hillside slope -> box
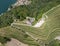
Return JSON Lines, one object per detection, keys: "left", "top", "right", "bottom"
{"left": 10, "top": 4, "right": 60, "bottom": 46}
{"left": 0, "top": 0, "right": 60, "bottom": 46}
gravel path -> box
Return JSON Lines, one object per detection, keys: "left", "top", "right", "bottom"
{"left": 33, "top": 17, "right": 45, "bottom": 27}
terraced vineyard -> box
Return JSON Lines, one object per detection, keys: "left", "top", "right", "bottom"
{"left": 11, "top": 5, "right": 60, "bottom": 45}
{"left": 0, "top": 4, "right": 60, "bottom": 46}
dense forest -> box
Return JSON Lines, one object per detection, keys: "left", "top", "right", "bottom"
{"left": 0, "top": 0, "right": 60, "bottom": 28}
